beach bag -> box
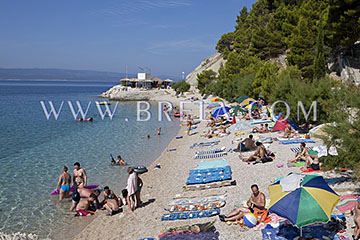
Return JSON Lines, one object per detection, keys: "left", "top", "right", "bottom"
{"left": 253, "top": 208, "right": 270, "bottom": 224}
{"left": 260, "top": 157, "right": 273, "bottom": 163}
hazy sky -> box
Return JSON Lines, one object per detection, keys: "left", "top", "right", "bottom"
{"left": 0, "top": 0, "right": 256, "bottom": 77}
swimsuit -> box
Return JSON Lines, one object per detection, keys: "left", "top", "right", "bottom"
{"left": 61, "top": 173, "right": 71, "bottom": 192}
{"left": 74, "top": 171, "right": 84, "bottom": 185}
{"left": 72, "top": 191, "right": 80, "bottom": 202}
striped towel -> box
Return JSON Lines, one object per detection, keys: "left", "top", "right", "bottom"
{"left": 190, "top": 141, "right": 220, "bottom": 149}
{"left": 336, "top": 195, "right": 359, "bottom": 213}
{"left": 194, "top": 153, "right": 227, "bottom": 160}
{"left": 195, "top": 149, "right": 223, "bottom": 155}
{"left": 290, "top": 147, "right": 314, "bottom": 153}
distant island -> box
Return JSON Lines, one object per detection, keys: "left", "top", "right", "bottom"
{"left": 0, "top": 68, "right": 179, "bottom": 82}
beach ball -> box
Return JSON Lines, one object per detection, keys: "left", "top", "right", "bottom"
{"left": 243, "top": 213, "right": 257, "bottom": 227}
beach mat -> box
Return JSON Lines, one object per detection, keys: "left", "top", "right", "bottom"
{"left": 159, "top": 220, "right": 216, "bottom": 238}
{"left": 196, "top": 159, "right": 229, "bottom": 169}
{"left": 165, "top": 201, "right": 225, "bottom": 212}
{"left": 194, "top": 153, "right": 227, "bottom": 160}
{"left": 168, "top": 195, "right": 226, "bottom": 206}
{"left": 190, "top": 141, "right": 220, "bottom": 149}
{"left": 249, "top": 119, "right": 273, "bottom": 125}
{"left": 172, "top": 190, "right": 227, "bottom": 200}
{"left": 300, "top": 167, "right": 323, "bottom": 173}
{"left": 290, "top": 146, "right": 316, "bottom": 153}
{"left": 195, "top": 149, "right": 224, "bottom": 155}
{"left": 187, "top": 166, "right": 232, "bottom": 185}
{"left": 161, "top": 209, "right": 220, "bottom": 221}
{"left": 183, "top": 180, "right": 236, "bottom": 192}
{"left": 280, "top": 139, "right": 315, "bottom": 145}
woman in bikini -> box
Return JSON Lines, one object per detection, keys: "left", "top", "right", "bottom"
{"left": 73, "top": 162, "right": 87, "bottom": 188}
{"left": 102, "top": 186, "right": 121, "bottom": 216}
{"left": 56, "top": 166, "right": 71, "bottom": 201}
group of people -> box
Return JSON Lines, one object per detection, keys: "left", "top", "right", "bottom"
{"left": 56, "top": 162, "right": 143, "bottom": 216}
{"left": 288, "top": 142, "right": 320, "bottom": 170}
{"left": 238, "top": 136, "right": 274, "bottom": 164}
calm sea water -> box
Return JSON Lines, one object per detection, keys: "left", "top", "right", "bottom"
{"left": 0, "top": 80, "right": 180, "bottom": 239}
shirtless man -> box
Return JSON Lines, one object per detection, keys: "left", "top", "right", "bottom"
{"left": 75, "top": 193, "right": 98, "bottom": 216}
{"left": 73, "top": 162, "right": 87, "bottom": 188}
{"left": 235, "top": 135, "right": 255, "bottom": 152}
{"left": 288, "top": 143, "right": 313, "bottom": 166}
{"left": 241, "top": 142, "right": 267, "bottom": 162}
{"left": 352, "top": 197, "right": 360, "bottom": 240}
{"left": 111, "top": 155, "right": 127, "bottom": 166}
{"left": 252, "top": 124, "right": 264, "bottom": 133}
{"left": 219, "top": 184, "right": 266, "bottom": 222}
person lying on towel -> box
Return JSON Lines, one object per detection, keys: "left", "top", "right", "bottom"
{"left": 218, "top": 184, "right": 266, "bottom": 222}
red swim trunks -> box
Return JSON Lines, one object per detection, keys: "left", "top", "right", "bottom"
{"left": 76, "top": 209, "right": 90, "bottom": 216}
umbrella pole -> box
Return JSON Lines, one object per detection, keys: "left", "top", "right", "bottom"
{"left": 300, "top": 227, "right": 302, "bottom": 237}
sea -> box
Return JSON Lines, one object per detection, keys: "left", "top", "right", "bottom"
{"left": 0, "top": 79, "right": 180, "bottom": 239}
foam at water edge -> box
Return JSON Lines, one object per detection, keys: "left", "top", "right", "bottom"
{"left": 0, "top": 232, "right": 49, "bottom": 240}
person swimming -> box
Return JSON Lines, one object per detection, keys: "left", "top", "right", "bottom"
{"left": 73, "top": 162, "right": 87, "bottom": 188}
{"left": 56, "top": 166, "right": 71, "bottom": 202}
{"left": 111, "top": 155, "right": 127, "bottom": 166}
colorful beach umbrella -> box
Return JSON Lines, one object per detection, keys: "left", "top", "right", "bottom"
{"left": 211, "top": 97, "right": 224, "bottom": 102}
{"left": 240, "top": 98, "right": 256, "bottom": 108}
{"left": 268, "top": 174, "right": 340, "bottom": 228}
{"left": 212, "top": 106, "right": 230, "bottom": 118}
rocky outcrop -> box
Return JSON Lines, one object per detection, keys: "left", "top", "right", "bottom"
{"left": 185, "top": 53, "right": 226, "bottom": 88}
{"left": 99, "top": 85, "right": 175, "bottom": 101}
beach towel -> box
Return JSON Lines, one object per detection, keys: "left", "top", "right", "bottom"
{"left": 254, "top": 213, "right": 288, "bottom": 231}
{"left": 168, "top": 195, "right": 226, "bottom": 206}
{"left": 127, "top": 172, "right": 138, "bottom": 196}
{"left": 195, "top": 149, "right": 224, "bottom": 155}
{"left": 329, "top": 146, "right": 338, "bottom": 156}
{"left": 183, "top": 180, "right": 236, "bottom": 192}
{"left": 300, "top": 167, "right": 323, "bottom": 173}
{"left": 280, "top": 173, "right": 304, "bottom": 192}
{"left": 196, "top": 159, "right": 229, "bottom": 169}
{"left": 290, "top": 146, "right": 314, "bottom": 153}
{"left": 249, "top": 119, "right": 273, "bottom": 125}
{"left": 190, "top": 141, "right": 220, "bottom": 149}
{"left": 194, "top": 153, "right": 227, "bottom": 160}
{"left": 313, "top": 145, "right": 328, "bottom": 157}
{"left": 279, "top": 139, "right": 316, "bottom": 145}
{"left": 186, "top": 166, "right": 232, "bottom": 185}
{"left": 336, "top": 195, "right": 359, "bottom": 213}
{"left": 173, "top": 190, "right": 226, "bottom": 200}
{"left": 165, "top": 201, "right": 226, "bottom": 212}
{"left": 161, "top": 209, "right": 220, "bottom": 221}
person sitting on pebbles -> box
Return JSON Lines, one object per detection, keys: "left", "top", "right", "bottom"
{"left": 219, "top": 184, "right": 266, "bottom": 222}
{"left": 102, "top": 186, "right": 122, "bottom": 216}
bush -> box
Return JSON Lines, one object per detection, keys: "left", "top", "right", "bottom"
{"left": 171, "top": 80, "right": 190, "bottom": 94}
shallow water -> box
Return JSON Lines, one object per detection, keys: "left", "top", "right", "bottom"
{"left": 0, "top": 80, "right": 180, "bottom": 238}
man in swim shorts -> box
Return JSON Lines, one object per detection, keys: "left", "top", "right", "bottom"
{"left": 75, "top": 193, "right": 98, "bottom": 216}
{"left": 219, "top": 184, "right": 266, "bottom": 222}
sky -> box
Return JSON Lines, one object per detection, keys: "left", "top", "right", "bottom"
{"left": 0, "top": 0, "right": 256, "bottom": 78}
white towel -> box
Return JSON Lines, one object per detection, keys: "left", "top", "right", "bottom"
{"left": 127, "top": 172, "right": 138, "bottom": 196}
{"left": 280, "top": 173, "right": 304, "bottom": 192}
{"left": 313, "top": 145, "right": 328, "bottom": 158}
{"left": 329, "top": 146, "right": 338, "bottom": 156}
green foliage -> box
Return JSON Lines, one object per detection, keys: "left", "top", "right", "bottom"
{"left": 171, "top": 80, "right": 190, "bottom": 94}
{"left": 326, "top": 0, "right": 360, "bottom": 47}
{"left": 196, "top": 70, "right": 217, "bottom": 95}
{"left": 314, "top": 18, "right": 326, "bottom": 79}
{"left": 321, "top": 86, "right": 360, "bottom": 174}
{"left": 252, "top": 61, "right": 280, "bottom": 99}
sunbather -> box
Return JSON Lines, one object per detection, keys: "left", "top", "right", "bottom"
{"left": 75, "top": 193, "right": 98, "bottom": 216}
{"left": 219, "top": 184, "right": 265, "bottom": 222}
{"left": 102, "top": 186, "right": 121, "bottom": 216}
{"left": 304, "top": 155, "right": 320, "bottom": 170}
{"left": 240, "top": 142, "right": 267, "bottom": 162}
{"left": 284, "top": 125, "right": 297, "bottom": 138}
{"left": 288, "top": 143, "right": 312, "bottom": 166}
{"left": 251, "top": 124, "right": 264, "bottom": 133}
{"left": 351, "top": 197, "right": 360, "bottom": 240}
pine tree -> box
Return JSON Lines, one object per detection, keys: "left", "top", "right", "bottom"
{"left": 314, "top": 18, "right": 326, "bottom": 79}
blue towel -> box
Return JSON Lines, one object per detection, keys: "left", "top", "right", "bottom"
{"left": 196, "top": 159, "right": 229, "bottom": 169}
{"left": 161, "top": 209, "right": 220, "bottom": 221}
{"left": 280, "top": 139, "right": 315, "bottom": 145}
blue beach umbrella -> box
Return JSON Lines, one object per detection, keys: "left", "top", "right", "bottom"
{"left": 212, "top": 107, "right": 230, "bottom": 118}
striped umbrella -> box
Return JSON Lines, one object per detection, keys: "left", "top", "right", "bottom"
{"left": 240, "top": 98, "right": 256, "bottom": 109}
{"left": 268, "top": 174, "right": 340, "bottom": 228}
{"left": 210, "top": 97, "right": 224, "bottom": 102}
